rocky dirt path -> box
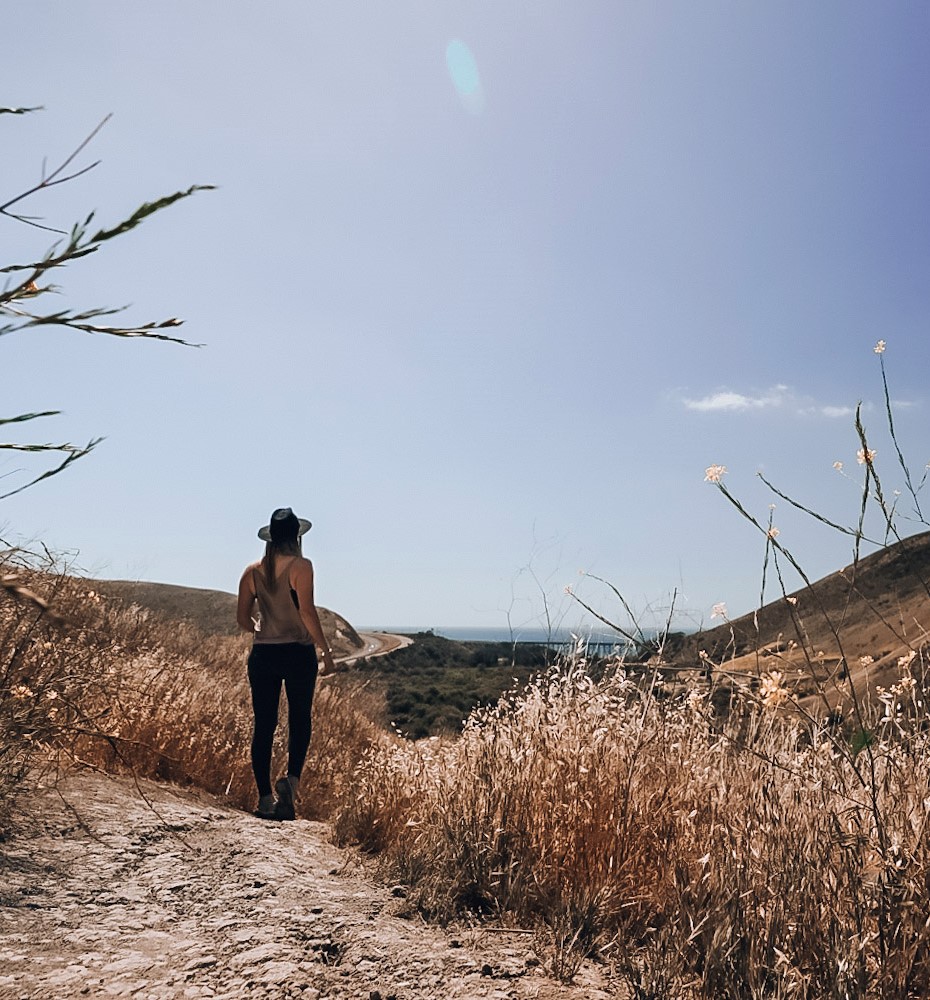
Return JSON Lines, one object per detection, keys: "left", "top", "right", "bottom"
{"left": 0, "top": 772, "right": 616, "bottom": 1000}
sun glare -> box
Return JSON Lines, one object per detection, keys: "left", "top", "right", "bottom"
{"left": 445, "top": 39, "right": 485, "bottom": 115}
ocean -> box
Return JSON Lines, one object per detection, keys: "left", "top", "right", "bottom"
{"left": 360, "top": 624, "right": 636, "bottom": 648}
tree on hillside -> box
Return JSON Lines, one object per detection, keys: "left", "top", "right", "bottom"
{"left": 0, "top": 105, "right": 213, "bottom": 501}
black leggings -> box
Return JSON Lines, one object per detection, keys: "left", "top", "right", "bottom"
{"left": 247, "top": 642, "right": 319, "bottom": 797}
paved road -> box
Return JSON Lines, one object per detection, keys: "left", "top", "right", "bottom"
{"left": 340, "top": 631, "right": 413, "bottom": 664}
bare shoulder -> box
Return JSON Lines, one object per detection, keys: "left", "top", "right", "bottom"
{"left": 291, "top": 556, "right": 314, "bottom": 580}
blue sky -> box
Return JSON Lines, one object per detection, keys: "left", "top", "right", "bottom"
{"left": 3, "top": 2, "right": 929, "bottom": 633}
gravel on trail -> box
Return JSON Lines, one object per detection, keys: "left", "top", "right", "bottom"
{"left": 0, "top": 771, "right": 616, "bottom": 1000}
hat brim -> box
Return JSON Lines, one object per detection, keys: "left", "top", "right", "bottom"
{"left": 258, "top": 518, "right": 312, "bottom": 542}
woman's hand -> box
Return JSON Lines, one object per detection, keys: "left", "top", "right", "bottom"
{"left": 318, "top": 647, "right": 337, "bottom": 676}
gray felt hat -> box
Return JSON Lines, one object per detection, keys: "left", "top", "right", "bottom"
{"left": 258, "top": 507, "right": 312, "bottom": 542}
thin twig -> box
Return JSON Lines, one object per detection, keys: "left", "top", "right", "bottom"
{"left": 0, "top": 114, "right": 111, "bottom": 222}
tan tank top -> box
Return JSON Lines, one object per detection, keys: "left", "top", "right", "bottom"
{"left": 251, "top": 558, "right": 312, "bottom": 645}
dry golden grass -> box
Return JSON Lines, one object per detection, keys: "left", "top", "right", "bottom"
{"left": 5, "top": 546, "right": 930, "bottom": 995}
{"left": 334, "top": 649, "right": 930, "bottom": 997}
{"left": 0, "top": 554, "right": 382, "bottom": 824}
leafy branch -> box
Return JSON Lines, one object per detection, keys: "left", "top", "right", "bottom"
{"left": 1, "top": 107, "right": 213, "bottom": 498}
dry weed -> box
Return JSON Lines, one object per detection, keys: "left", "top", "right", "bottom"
{"left": 334, "top": 648, "right": 930, "bottom": 997}
{"left": 0, "top": 553, "right": 382, "bottom": 826}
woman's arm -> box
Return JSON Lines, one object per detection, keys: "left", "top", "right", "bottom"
{"left": 291, "top": 558, "right": 336, "bottom": 675}
{"left": 236, "top": 565, "right": 257, "bottom": 633}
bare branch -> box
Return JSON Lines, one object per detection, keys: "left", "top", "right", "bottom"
{"left": 0, "top": 438, "right": 102, "bottom": 501}
{"left": 878, "top": 353, "right": 926, "bottom": 524}
{"left": 0, "top": 213, "right": 69, "bottom": 234}
{"left": 0, "top": 573, "right": 64, "bottom": 624}
{"left": 0, "top": 114, "right": 111, "bottom": 221}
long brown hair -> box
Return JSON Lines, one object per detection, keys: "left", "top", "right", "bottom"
{"left": 261, "top": 537, "right": 301, "bottom": 593}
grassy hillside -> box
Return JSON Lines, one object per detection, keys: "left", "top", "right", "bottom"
{"left": 663, "top": 530, "right": 930, "bottom": 711}
{"left": 93, "top": 579, "right": 364, "bottom": 660}
{"left": 95, "top": 528, "right": 930, "bottom": 735}
{"left": 352, "top": 631, "right": 554, "bottom": 739}
{"left": 91, "top": 583, "right": 557, "bottom": 736}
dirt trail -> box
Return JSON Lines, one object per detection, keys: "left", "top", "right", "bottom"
{"left": 0, "top": 772, "right": 614, "bottom": 1000}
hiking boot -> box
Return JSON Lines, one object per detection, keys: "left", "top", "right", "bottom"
{"left": 273, "top": 777, "right": 296, "bottom": 821}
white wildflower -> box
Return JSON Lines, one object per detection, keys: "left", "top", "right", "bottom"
{"left": 857, "top": 448, "right": 877, "bottom": 465}
{"left": 704, "top": 464, "right": 727, "bottom": 483}
{"left": 686, "top": 688, "right": 704, "bottom": 714}
{"left": 711, "top": 602, "right": 728, "bottom": 620}
{"left": 874, "top": 340, "right": 886, "bottom": 354}
{"left": 759, "top": 671, "right": 789, "bottom": 709}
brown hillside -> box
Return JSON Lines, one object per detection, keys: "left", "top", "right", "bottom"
{"left": 665, "top": 531, "right": 930, "bottom": 712}
{"left": 93, "top": 579, "right": 364, "bottom": 660}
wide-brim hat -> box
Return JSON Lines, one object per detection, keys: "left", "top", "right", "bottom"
{"left": 258, "top": 507, "right": 312, "bottom": 542}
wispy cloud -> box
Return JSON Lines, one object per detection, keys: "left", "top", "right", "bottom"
{"left": 683, "top": 386, "right": 789, "bottom": 412}
{"left": 680, "top": 386, "right": 867, "bottom": 419}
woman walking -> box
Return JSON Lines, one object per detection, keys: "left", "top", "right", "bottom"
{"left": 237, "top": 507, "right": 336, "bottom": 820}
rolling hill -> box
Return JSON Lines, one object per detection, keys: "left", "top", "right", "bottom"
{"left": 93, "top": 579, "right": 365, "bottom": 660}
{"left": 664, "top": 530, "right": 930, "bottom": 712}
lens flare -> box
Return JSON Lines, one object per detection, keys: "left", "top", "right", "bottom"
{"left": 446, "top": 39, "right": 485, "bottom": 114}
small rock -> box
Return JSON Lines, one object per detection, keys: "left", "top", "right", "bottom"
{"left": 185, "top": 955, "right": 219, "bottom": 971}
{"left": 230, "top": 942, "right": 280, "bottom": 966}
{"left": 260, "top": 961, "right": 299, "bottom": 984}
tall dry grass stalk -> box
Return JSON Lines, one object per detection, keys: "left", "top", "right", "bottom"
{"left": 0, "top": 550, "right": 382, "bottom": 825}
